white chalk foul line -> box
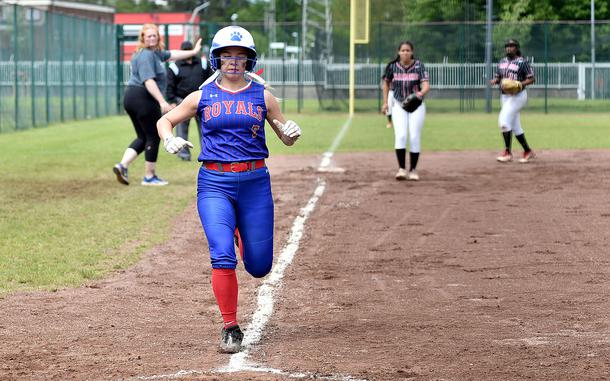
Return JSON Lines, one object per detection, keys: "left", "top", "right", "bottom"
{"left": 130, "top": 115, "right": 361, "bottom": 381}
{"left": 318, "top": 115, "right": 353, "bottom": 171}
{"left": 133, "top": 370, "right": 205, "bottom": 380}
{"left": 220, "top": 178, "right": 327, "bottom": 372}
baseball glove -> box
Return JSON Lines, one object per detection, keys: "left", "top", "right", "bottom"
{"left": 401, "top": 93, "right": 423, "bottom": 113}
{"left": 501, "top": 79, "right": 523, "bottom": 95}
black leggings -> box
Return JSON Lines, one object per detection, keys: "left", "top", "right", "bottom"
{"left": 123, "top": 86, "right": 161, "bottom": 162}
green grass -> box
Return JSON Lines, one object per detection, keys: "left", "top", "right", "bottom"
{"left": 275, "top": 97, "right": 610, "bottom": 114}
{"left": 0, "top": 111, "right": 609, "bottom": 296}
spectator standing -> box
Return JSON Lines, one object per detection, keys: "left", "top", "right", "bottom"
{"left": 167, "top": 40, "right": 212, "bottom": 161}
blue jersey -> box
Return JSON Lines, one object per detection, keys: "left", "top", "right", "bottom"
{"left": 196, "top": 80, "right": 268, "bottom": 162}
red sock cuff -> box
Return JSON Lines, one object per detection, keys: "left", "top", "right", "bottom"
{"left": 212, "top": 268, "right": 238, "bottom": 326}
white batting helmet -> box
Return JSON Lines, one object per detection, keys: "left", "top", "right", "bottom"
{"left": 209, "top": 26, "right": 257, "bottom": 72}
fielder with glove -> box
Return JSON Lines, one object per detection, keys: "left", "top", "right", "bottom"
{"left": 401, "top": 92, "right": 423, "bottom": 113}
{"left": 382, "top": 40, "right": 430, "bottom": 181}
{"left": 490, "top": 39, "right": 536, "bottom": 164}
{"left": 157, "top": 26, "right": 301, "bottom": 354}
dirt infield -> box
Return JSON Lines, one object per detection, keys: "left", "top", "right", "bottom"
{"left": 1, "top": 150, "right": 610, "bottom": 381}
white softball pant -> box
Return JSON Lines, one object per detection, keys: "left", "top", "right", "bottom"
{"left": 498, "top": 90, "right": 527, "bottom": 135}
{"left": 385, "top": 90, "right": 394, "bottom": 116}
{"left": 391, "top": 100, "right": 426, "bottom": 152}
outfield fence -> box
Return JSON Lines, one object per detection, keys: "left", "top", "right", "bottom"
{"left": 0, "top": 3, "right": 117, "bottom": 133}
{"left": 1, "top": 1, "right": 609, "bottom": 133}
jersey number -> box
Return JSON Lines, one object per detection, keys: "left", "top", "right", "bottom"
{"left": 251, "top": 125, "right": 260, "bottom": 138}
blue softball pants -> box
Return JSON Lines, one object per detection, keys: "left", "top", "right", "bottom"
{"left": 197, "top": 165, "right": 274, "bottom": 278}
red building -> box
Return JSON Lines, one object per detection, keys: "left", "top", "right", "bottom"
{"left": 115, "top": 13, "right": 201, "bottom": 61}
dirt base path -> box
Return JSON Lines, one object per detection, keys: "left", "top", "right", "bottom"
{"left": 1, "top": 150, "right": 610, "bottom": 381}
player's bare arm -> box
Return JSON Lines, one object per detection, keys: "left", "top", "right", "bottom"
{"left": 144, "top": 79, "right": 173, "bottom": 114}
{"left": 264, "top": 89, "right": 301, "bottom": 146}
{"left": 168, "top": 38, "right": 202, "bottom": 61}
{"left": 381, "top": 80, "right": 390, "bottom": 114}
{"left": 157, "top": 91, "right": 200, "bottom": 153}
{"left": 419, "top": 80, "right": 430, "bottom": 97}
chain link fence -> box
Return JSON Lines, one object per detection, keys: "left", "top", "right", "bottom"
{"left": 2, "top": 6, "right": 609, "bottom": 133}
{"left": 250, "top": 20, "right": 610, "bottom": 113}
{"left": 0, "top": 3, "right": 117, "bottom": 133}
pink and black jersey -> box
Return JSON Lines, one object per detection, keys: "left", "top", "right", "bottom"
{"left": 495, "top": 56, "right": 534, "bottom": 83}
{"left": 196, "top": 80, "right": 268, "bottom": 162}
{"left": 383, "top": 59, "right": 429, "bottom": 102}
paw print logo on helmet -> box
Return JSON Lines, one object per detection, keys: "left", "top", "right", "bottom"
{"left": 210, "top": 26, "right": 257, "bottom": 72}
{"left": 230, "top": 31, "right": 243, "bottom": 41}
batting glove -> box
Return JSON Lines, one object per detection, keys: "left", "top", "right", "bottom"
{"left": 273, "top": 119, "right": 301, "bottom": 146}
{"left": 163, "top": 135, "right": 194, "bottom": 154}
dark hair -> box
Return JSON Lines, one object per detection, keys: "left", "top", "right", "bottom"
{"left": 504, "top": 39, "right": 522, "bottom": 57}
{"left": 389, "top": 40, "right": 415, "bottom": 65}
{"left": 180, "top": 40, "right": 193, "bottom": 50}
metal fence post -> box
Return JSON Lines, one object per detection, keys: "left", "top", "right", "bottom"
{"left": 484, "top": 0, "right": 493, "bottom": 113}
{"left": 544, "top": 21, "right": 548, "bottom": 114}
{"left": 60, "top": 13, "right": 65, "bottom": 122}
{"left": 116, "top": 24, "right": 123, "bottom": 115}
{"left": 83, "top": 19, "right": 88, "bottom": 119}
{"left": 459, "top": 23, "right": 464, "bottom": 113}
{"left": 45, "top": 10, "right": 50, "bottom": 126}
{"left": 297, "top": 31, "right": 301, "bottom": 113}
{"left": 94, "top": 21, "right": 99, "bottom": 118}
{"left": 72, "top": 17, "right": 77, "bottom": 120}
{"left": 377, "top": 21, "right": 381, "bottom": 112}
{"left": 30, "top": 7, "right": 35, "bottom": 127}
{"left": 13, "top": 4, "right": 19, "bottom": 130}
{"left": 104, "top": 23, "right": 110, "bottom": 116}
{"left": 281, "top": 48, "right": 286, "bottom": 114}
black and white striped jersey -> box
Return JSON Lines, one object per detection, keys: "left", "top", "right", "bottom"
{"left": 383, "top": 59, "right": 429, "bottom": 102}
{"left": 494, "top": 56, "right": 534, "bottom": 82}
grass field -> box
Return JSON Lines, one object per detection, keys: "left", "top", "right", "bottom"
{"left": 0, "top": 110, "right": 608, "bottom": 296}
{"left": 2, "top": 96, "right": 610, "bottom": 133}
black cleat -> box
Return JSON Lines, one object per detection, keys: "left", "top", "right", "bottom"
{"left": 219, "top": 325, "right": 244, "bottom": 353}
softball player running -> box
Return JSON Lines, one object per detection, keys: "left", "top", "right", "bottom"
{"left": 490, "top": 39, "right": 536, "bottom": 163}
{"left": 156, "top": 26, "right": 301, "bottom": 353}
{"left": 382, "top": 41, "right": 430, "bottom": 181}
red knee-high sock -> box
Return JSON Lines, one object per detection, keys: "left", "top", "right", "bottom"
{"left": 211, "top": 268, "right": 238, "bottom": 328}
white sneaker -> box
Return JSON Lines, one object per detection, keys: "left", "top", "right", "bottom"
{"left": 518, "top": 150, "right": 536, "bottom": 163}
{"left": 395, "top": 168, "right": 407, "bottom": 180}
{"left": 141, "top": 175, "right": 168, "bottom": 186}
{"left": 496, "top": 149, "right": 513, "bottom": 163}
{"left": 408, "top": 170, "right": 419, "bottom": 181}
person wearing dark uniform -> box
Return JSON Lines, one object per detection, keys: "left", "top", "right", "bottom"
{"left": 382, "top": 41, "right": 430, "bottom": 181}
{"left": 112, "top": 24, "right": 202, "bottom": 186}
{"left": 490, "top": 39, "right": 536, "bottom": 163}
{"left": 166, "top": 40, "right": 212, "bottom": 161}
